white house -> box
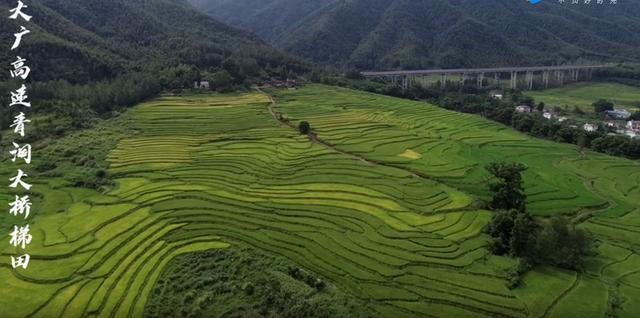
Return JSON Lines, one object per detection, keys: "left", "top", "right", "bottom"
{"left": 543, "top": 112, "right": 553, "bottom": 120}
{"left": 583, "top": 123, "right": 598, "bottom": 132}
{"left": 515, "top": 105, "right": 532, "bottom": 113}
{"left": 627, "top": 121, "right": 640, "bottom": 131}
{"left": 490, "top": 90, "right": 503, "bottom": 100}
{"left": 194, "top": 81, "right": 210, "bottom": 90}
{"left": 558, "top": 117, "right": 568, "bottom": 123}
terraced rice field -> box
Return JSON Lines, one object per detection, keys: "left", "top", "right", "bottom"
{"left": 1, "top": 85, "right": 639, "bottom": 317}
{"left": 528, "top": 82, "right": 640, "bottom": 113}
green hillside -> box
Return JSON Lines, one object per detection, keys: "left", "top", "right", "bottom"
{"left": 528, "top": 82, "right": 640, "bottom": 113}
{"left": 0, "top": 0, "right": 301, "bottom": 83}
{"left": 189, "top": 0, "right": 640, "bottom": 69}
{"left": 1, "top": 85, "right": 638, "bottom": 317}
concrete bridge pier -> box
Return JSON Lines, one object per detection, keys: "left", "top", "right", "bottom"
{"left": 525, "top": 71, "right": 534, "bottom": 90}
{"left": 556, "top": 70, "right": 564, "bottom": 86}
{"left": 477, "top": 73, "right": 485, "bottom": 89}
{"left": 543, "top": 71, "right": 550, "bottom": 89}
{"left": 510, "top": 71, "right": 518, "bottom": 90}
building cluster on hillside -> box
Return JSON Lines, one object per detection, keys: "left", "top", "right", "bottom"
{"left": 511, "top": 101, "right": 638, "bottom": 139}
{"left": 604, "top": 120, "right": 640, "bottom": 138}
{"left": 542, "top": 110, "right": 568, "bottom": 122}
{"left": 515, "top": 104, "right": 569, "bottom": 122}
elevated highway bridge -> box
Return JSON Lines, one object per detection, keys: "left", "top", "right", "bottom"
{"left": 361, "top": 65, "right": 609, "bottom": 90}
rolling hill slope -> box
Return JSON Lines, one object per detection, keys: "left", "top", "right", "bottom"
{"left": 189, "top": 0, "right": 640, "bottom": 69}
{"left": 0, "top": 0, "right": 301, "bottom": 83}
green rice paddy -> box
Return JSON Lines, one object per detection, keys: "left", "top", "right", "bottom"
{"left": 528, "top": 82, "right": 640, "bottom": 112}
{"left": 1, "top": 85, "right": 639, "bottom": 317}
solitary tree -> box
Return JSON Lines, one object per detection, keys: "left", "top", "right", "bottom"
{"left": 298, "top": 121, "right": 311, "bottom": 135}
{"left": 592, "top": 99, "right": 614, "bottom": 113}
{"left": 486, "top": 162, "right": 528, "bottom": 213}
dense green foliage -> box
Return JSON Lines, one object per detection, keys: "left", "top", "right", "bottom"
{"left": 593, "top": 99, "right": 615, "bottom": 114}
{"left": 486, "top": 210, "right": 537, "bottom": 259}
{"left": 484, "top": 163, "right": 592, "bottom": 272}
{"left": 593, "top": 64, "right": 640, "bottom": 87}
{"left": 487, "top": 212, "right": 592, "bottom": 272}
{"left": 190, "top": 0, "right": 640, "bottom": 69}
{"left": 485, "top": 162, "right": 528, "bottom": 213}
{"left": 535, "top": 217, "right": 593, "bottom": 271}
{"left": 0, "top": 0, "right": 304, "bottom": 83}
{"left": 145, "top": 247, "right": 370, "bottom": 318}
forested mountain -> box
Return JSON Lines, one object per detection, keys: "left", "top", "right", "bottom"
{"left": 0, "top": 0, "right": 303, "bottom": 83}
{"left": 189, "top": 0, "right": 640, "bottom": 70}
{"left": 0, "top": 0, "right": 306, "bottom": 139}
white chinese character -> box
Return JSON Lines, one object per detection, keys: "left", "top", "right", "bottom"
{"left": 8, "top": 1, "right": 32, "bottom": 21}
{"left": 584, "top": 0, "right": 591, "bottom": 4}
{"left": 610, "top": 0, "right": 617, "bottom": 4}
{"left": 9, "top": 195, "right": 31, "bottom": 219}
{"left": 10, "top": 56, "right": 30, "bottom": 79}
{"left": 11, "top": 254, "right": 31, "bottom": 269}
{"left": 10, "top": 84, "right": 31, "bottom": 107}
{"left": 572, "top": 0, "right": 579, "bottom": 4}
{"left": 11, "top": 26, "right": 30, "bottom": 50}
{"left": 9, "top": 169, "right": 32, "bottom": 191}
{"left": 597, "top": 0, "right": 604, "bottom": 4}
{"left": 9, "top": 225, "right": 32, "bottom": 249}
{"left": 10, "top": 142, "right": 32, "bottom": 164}
{"left": 10, "top": 112, "right": 31, "bottom": 137}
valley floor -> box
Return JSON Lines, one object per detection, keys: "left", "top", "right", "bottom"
{"left": 1, "top": 85, "right": 639, "bottom": 317}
